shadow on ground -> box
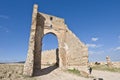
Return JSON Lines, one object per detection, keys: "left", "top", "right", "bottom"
{"left": 93, "top": 78, "right": 104, "bottom": 80}
{"left": 33, "top": 64, "right": 58, "bottom": 76}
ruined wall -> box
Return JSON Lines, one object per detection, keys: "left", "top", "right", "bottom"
{"left": 24, "top": 4, "right": 88, "bottom": 76}
{"left": 23, "top": 5, "right": 39, "bottom": 76}
{"left": 65, "top": 28, "right": 88, "bottom": 66}
{"left": 39, "top": 12, "right": 88, "bottom": 67}
{"left": 23, "top": 5, "right": 45, "bottom": 76}
{"left": 40, "top": 12, "right": 67, "bottom": 67}
{"left": 41, "top": 49, "right": 57, "bottom": 65}
{"left": 40, "top": 27, "right": 88, "bottom": 67}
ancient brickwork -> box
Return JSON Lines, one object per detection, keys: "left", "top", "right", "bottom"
{"left": 23, "top": 5, "right": 38, "bottom": 76}
{"left": 41, "top": 49, "right": 57, "bottom": 65}
{"left": 23, "top": 4, "right": 88, "bottom": 76}
{"left": 65, "top": 28, "right": 88, "bottom": 66}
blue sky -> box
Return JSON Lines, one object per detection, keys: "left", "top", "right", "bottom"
{"left": 0, "top": 0, "right": 120, "bottom": 62}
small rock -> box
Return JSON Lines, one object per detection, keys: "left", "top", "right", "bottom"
{"left": 6, "top": 72, "right": 12, "bottom": 78}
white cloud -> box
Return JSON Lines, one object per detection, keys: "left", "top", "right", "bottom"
{"left": 91, "top": 37, "right": 99, "bottom": 41}
{"left": 86, "top": 44, "right": 97, "bottom": 48}
{"left": 114, "top": 47, "right": 120, "bottom": 51}
{"left": 86, "top": 44, "right": 102, "bottom": 48}
{"left": 88, "top": 50, "right": 105, "bottom": 55}
{"left": 0, "top": 15, "right": 9, "bottom": 19}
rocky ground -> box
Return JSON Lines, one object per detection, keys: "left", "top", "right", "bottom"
{"left": 0, "top": 63, "right": 120, "bottom": 80}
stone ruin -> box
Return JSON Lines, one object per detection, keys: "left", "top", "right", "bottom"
{"left": 23, "top": 4, "right": 88, "bottom": 76}
{"left": 106, "top": 56, "right": 112, "bottom": 67}
{"left": 41, "top": 49, "right": 59, "bottom": 66}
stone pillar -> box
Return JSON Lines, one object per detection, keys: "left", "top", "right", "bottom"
{"left": 106, "top": 56, "right": 110, "bottom": 63}
{"left": 106, "top": 56, "right": 112, "bottom": 67}
{"left": 59, "top": 30, "right": 67, "bottom": 68}
{"left": 34, "top": 13, "right": 45, "bottom": 70}
{"left": 59, "top": 48, "right": 66, "bottom": 67}
{"left": 23, "top": 4, "right": 38, "bottom": 76}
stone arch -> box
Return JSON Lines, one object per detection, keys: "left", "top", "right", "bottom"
{"left": 42, "top": 32, "right": 58, "bottom": 49}
{"left": 43, "top": 26, "right": 67, "bottom": 67}
{"left": 41, "top": 32, "right": 60, "bottom": 67}
{"left": 43, "top": 31, "right": 61, "bottom": 48}
{"left": 43, "top": 32, "right": 59, "bottom": 42}
{"left": 23, "top": 4, "right": 88, "bottom": 76}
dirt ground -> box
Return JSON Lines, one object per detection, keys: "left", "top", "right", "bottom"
{"left": 0, "top": 63, "right": 120, "bottom": 80}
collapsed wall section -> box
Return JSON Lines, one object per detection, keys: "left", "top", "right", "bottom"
{"left": 65, "top": 27, "right": 88, "bottom": 66}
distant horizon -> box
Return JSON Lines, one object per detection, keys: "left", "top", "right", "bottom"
{"left": 0, "top": 60, "right": 120, "bottom": 63}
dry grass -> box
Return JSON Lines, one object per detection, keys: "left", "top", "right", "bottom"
{"left": 0, "top": 64, "right": 37, "bottom": 80}
{"left": 67, "top": 68, "right": 94, "bottom": 78}
{"left": 92, "top": 65, "right": 120, "bottom": 73}
{"left": 67, "top": 68, "right": 80, "bottom": 76}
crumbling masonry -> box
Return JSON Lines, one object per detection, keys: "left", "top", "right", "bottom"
{"left": 23, "top": 4, "right": 88, "bottom": 76}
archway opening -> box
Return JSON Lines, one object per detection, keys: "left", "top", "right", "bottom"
{"left": 41, "top": 33, "right": 59, "bottom": 70}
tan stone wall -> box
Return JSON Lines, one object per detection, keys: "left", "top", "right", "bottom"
{"left": 24, "top": 4, "right": 88, "bottom": 76}
{"left": 23, "top": 4, "right": 39, "bottom": 76}
{"left": 65, "top": 28, "right": 88, "bottom": 66}
{"left": 41, "top": 49, "right": 57, "bottom": 65}
{"left": 40, "top": 12, "right": 88, "bottom": 67}
{"left": 40, "top": 12, "right": 67, "bottom": 67}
